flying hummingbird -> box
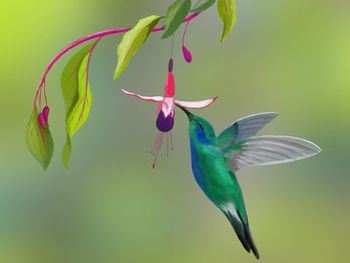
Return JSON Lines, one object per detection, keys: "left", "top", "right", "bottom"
{"left": 177, "top": 106, "right": 321, "bottom": 259}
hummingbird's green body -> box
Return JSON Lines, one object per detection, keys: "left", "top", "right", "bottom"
{"left": 189, "top": 121, "right": 247, "bottom": 218}
{"left": 188, "top": 115, "right": 258, "bottom": 258}
{"left": 179, "top": 107, "right": 321, "bottom": 260}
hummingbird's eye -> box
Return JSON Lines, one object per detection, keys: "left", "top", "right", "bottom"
{"left": 199, "top": 124, "right": 204, "bottom": 131}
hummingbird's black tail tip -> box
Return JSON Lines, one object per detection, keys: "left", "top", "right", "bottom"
{"left": 223, "top": 210, "right": 260, "bottom": 260}
{"left": 245, "top": 223, "right": 260, "bottom": 260}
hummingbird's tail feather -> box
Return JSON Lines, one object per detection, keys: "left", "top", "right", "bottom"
{"left": 223, "top": 209, "right": 260, "bottom": 259}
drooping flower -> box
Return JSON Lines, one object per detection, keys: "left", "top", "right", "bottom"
{"left": 122, "top": 59, "right": 218, "bottom": 168}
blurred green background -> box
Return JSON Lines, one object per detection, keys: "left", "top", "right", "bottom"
{"left": 0, "top": 0, "right": 349, "bottom": 262}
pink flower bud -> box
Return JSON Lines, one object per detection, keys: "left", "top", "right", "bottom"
{"left": 38, "top": 113, "right": 46, "bottom": 128}
{"left": 182, "top": 46, "right": 192, "bottom": 63}
{"left": 42, "top": 106, "right": 50, "bottom": 124}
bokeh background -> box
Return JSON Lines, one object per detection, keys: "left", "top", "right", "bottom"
{"left": 0, "top": 0, "right": 349, "bottom": 262}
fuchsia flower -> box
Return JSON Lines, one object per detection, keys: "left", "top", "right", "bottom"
{"left": 122, "top": 59, "right": 218, "bottom": 168}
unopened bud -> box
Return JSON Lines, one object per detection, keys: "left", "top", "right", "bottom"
{"left": 42, "top": 106, "right": 50, "bottom": 124}
{"left": 168, "top": 58, "right": 174, "bottom": 72}
{"left": 182, "top": 46, "right": 192, "bottom": 63}
{"left": 38, "top": 113, "right": 46, "bottom": 128}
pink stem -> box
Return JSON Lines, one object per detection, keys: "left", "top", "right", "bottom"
{"left": 182, "top": 21, "right": 190, "bottom": 47}
{"left": 43, "top": 81, "right": 48, "bottom": 106}
{"left": 33, "top": 13, "right": 200, "bottom": 109}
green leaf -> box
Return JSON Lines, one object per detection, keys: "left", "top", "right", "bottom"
{"left": 114, "top": 15, "right": 162, "bottom": 80}
{"left": 62, "top": 136, "right": 72, "bottom": 168}
{"left": 192, "top": 0, "right": 216, "bottom": 13}
{"left": 25, "top": 109, "right": 54, "bottom": 170}
{"left": 162, "top": 0, "right": 191, "bottom": 39}
{"left": 217, "top": 0, "right": 237, "bottom": 42}
{"left": 61, "top": 44, "right": 95, "bottom": 168}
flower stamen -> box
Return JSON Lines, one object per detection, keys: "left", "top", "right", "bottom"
{"left": 151, "top": 133, "right": 161, "bottom": 155}
{"left": 170, "top": 131, "right": 173, "bottom": 151}
{"left": 152, "top": 132, "right": 164, "bottom": 169}
{"left": 167, "top": 133, "right": 169, "bottom": 157}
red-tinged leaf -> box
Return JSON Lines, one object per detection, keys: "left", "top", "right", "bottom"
{"left": 25, "top": 109, "right": 54, "bottom": 170}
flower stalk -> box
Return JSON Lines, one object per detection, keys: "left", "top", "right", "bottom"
{"left": 33, "top": 13, "right": 200, "bottom": 113}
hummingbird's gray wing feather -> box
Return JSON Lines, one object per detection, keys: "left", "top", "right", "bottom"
{"left": 217, "top": 112, "right": 278, "bottom": 151}
{"left": 223, "top": 136, "right": 321, "bottom": 172}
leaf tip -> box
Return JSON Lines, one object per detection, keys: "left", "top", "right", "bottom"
{"left": 62, "top": 138, "right": 72, "bottom": 169}
{"left": 113, "top": 62, "right": 123, "bottom": 80}
{"left": 113, "top": 70, "right": 121, "bottom": 80}
{"left": 41, "top": 163, "right": 49, "bottom": 171}
{"left": 161, "top": 31, "right": 170, "bottom": 39}
{"left": 220, "top": 34, "right": 227, "bottom": 43}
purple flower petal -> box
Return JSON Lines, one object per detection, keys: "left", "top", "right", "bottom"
{"left": 156, "top": 111, "right": 174, "bottom": 132}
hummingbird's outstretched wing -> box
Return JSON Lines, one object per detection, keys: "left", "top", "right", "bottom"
{"left": 221, "top": 135, "right": 321, "bottom": 172}
{"left": 217, "top": 113, "right": 321, "bottom": 171}
{"left": 217, "top": 112, "right": 278, "bottom": 151}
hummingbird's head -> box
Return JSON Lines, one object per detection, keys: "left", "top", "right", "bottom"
{"left": 177, "top": 105, "right": 216, "bottom": 144}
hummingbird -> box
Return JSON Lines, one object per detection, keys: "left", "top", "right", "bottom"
{"left": 177, "top": 106, "right": 321, "bottom": 259}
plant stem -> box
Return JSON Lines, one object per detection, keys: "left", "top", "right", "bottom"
{"left": 182, "top": 21, "right": 190, "bottom": 47}
{"left": 34, "top": 13, "right": 200, "bottom": 109}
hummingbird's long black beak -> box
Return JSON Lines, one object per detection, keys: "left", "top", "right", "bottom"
{"left": 176, "top": 104, "right": 193, "bottom": 121}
